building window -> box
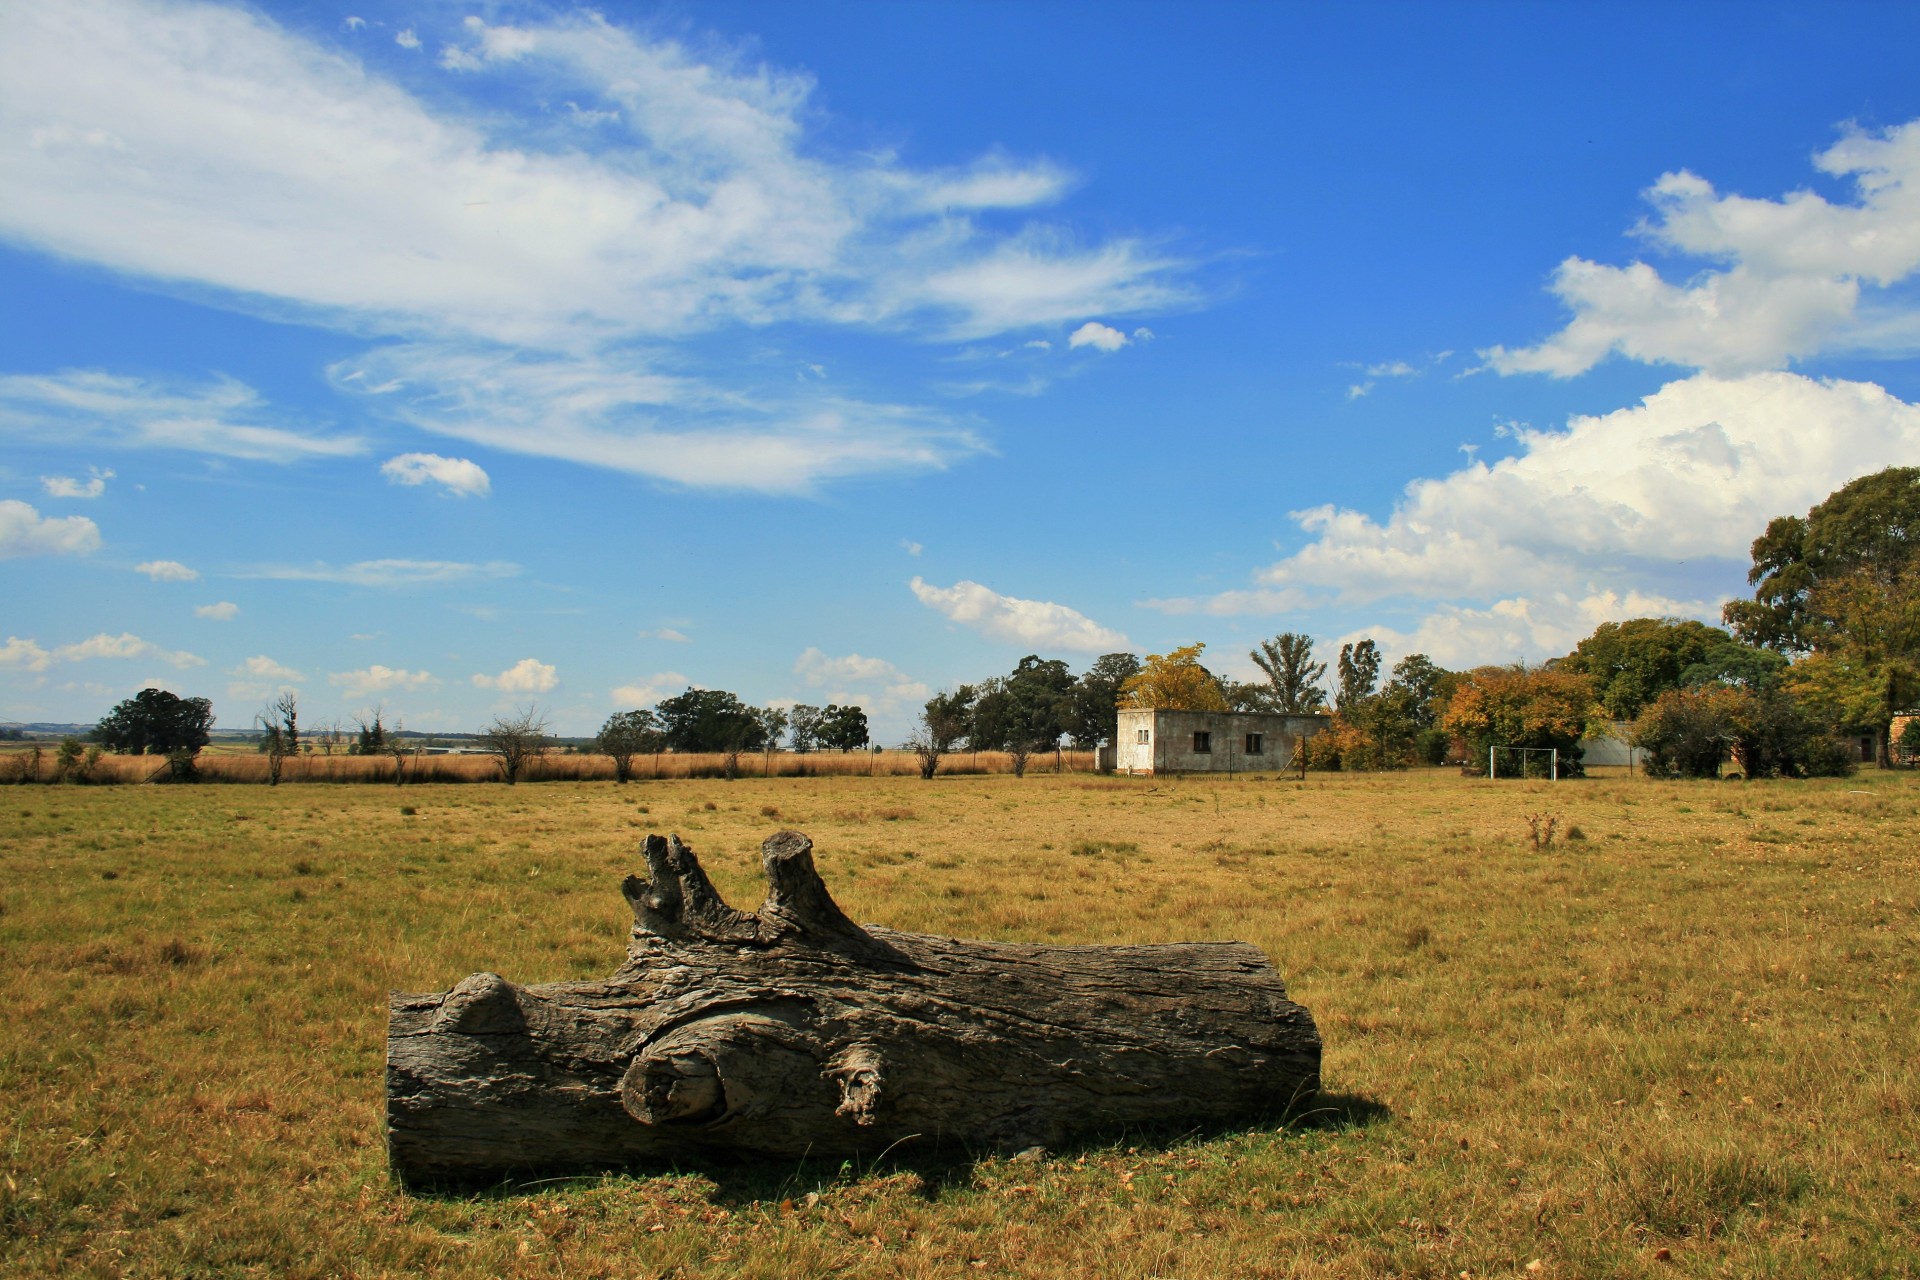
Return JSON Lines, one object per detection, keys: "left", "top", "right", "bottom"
{"left": 1136, "top": 728, "right": 1150, "bottom": 744}
{"left": 1245, "top": 733, "right": 1264, "bottom": 754}
{"left": 1193, "top": 731, "right": 1211, "bottom": 754}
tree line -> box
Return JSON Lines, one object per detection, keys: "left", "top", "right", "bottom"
{"left": 56, "top": 467, "right": 1917, "bottom": 784}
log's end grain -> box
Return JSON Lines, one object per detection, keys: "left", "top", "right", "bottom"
{"left": 386, "top": 830, "right": 1322, "bottom": 1181}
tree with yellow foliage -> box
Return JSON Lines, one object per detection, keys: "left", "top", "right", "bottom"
{"left": 1119, "top": 643, "right": 1230, "bottom": 711}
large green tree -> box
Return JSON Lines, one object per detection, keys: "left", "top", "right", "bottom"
{"left": 1725, "top": 466, "right": 1920, "bottom": 763}
{"left": 1560, "top": 617, "right": 1764, "bottom": 720}
{"left": 655, "top": 689, "right": 766, "bottom": 755}
{"left": 1063, "top": 653, "right": 1140, "bottom": 747}
{"left": 93, "top": 688, "right": 214, "bottom": 779}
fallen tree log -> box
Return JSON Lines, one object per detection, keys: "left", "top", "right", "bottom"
{"left": 386, "top": 830, "right": 1321, "bottom": 1183}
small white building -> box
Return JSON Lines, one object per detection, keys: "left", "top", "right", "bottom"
{"left": 1111, "top": 708, "right": 1329, "bottom": 775}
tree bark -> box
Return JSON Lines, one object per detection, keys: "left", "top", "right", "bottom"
{"left": 386, "top": 831, "right": 1321, "bottom": 1183}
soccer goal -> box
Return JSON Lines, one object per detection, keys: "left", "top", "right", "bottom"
{"left": 1488, "top": 745, "right": 1558, "bottom": 780}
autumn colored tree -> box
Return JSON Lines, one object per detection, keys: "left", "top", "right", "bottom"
{"left": 1119, "top": 643, "right": 1229, "bottom": 711}
{"left": 1441, "top": 665, "right": 1596, "bottom": 777}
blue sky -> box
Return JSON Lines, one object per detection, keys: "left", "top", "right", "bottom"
{"left": 7, "top": 0, "right": 1920, "bottom": 740}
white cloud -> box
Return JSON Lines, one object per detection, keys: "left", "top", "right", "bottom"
{"left": 0, "top": 2, "right": 1195, "bottom": 492}
{"left": 1161, "top": 370, "right": 1920, "bottom": 663}
{"left": 332, "top": 346, "right": 987, "bottom": 494}
{"left": 0, "top": 370, "right": 363, "bottom": 462}
{"left": 909, "top": 576, "right": 1127, "bottom": 652}
{"left": 612, "top": 671, "right": 687, "bottom": 707}
{"left": 900, "top": 539, "right": 923, "bottom": 557}
{"left": 328, "top": 664, "right": 438, "bottom": 698}
{"left": 792, "top": 647, "right": 929, "bottom": 721}
{"left": 1242, "top": 373, "right": 1920, "bottom": 606}
{"left": 194, "top": 601, "right": 239, "bottom": 620}
{"left": 1485, "top": 119, "right": 1920, "bottom": 377}
{"left": 0, "top": 636, "right": 53, "bottom": 672}
{"left": 473, "top": 657, "right": 558, "bottom": 693}
{"left": 380, "top": 451, "right": 491, "bottom": 497}
{"left": 135, "top": 559, "right": 198, "bottom": 581}
{"left": 1068, "top": 321, "right": 1129, "bottom": 352}
{"left": 230, "top": 654, "right": 302, "bottom": 682}
{"left": 0, "top": 2, "right": 1185, "bottom": 346}
{"left": 1356, "top": 589, "right": 1723, "bottom": 672}
{"left": 41, "top": 466, "right": 112, "bottom": 498}
{"left": 0, "top": 499, "right": 100, "bottom": 558}
{"left": 227, "top": 653, "right": 303, "bottom": 698}
{"left": 394, "top": 28, "right": 419, "bottom": 50}
{"left": 637, "top": 627, "right": 691, "bottom": 643}
{"left": 52, "top": 632, "right": 204, "bottom": 668}
{"left": 238, "top": 558, "right": 520, "bottom": 587}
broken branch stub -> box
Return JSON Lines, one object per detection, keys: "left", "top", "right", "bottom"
{"left": 386, "top": 831, "right": 1321, "bottom": 1182}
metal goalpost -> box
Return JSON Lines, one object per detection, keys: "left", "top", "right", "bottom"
{"left": 1488, "top": 745, "right": 1558, "bottom": 780}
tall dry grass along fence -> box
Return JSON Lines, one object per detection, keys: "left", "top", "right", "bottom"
{"left": 0, "top": 745, "right": 1099, "bottom": 784}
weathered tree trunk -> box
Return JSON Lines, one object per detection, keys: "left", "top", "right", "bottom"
{"left": 386, "top": 831, "right": 1320, "bottom": 1183}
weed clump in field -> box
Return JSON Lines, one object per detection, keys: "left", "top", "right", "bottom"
{"left": 1069, "top": 839, "right": 1139, "bottom": 858}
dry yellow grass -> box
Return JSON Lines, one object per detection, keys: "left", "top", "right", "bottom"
{"left": 0, "top": 745, "right": 1096, "bottom": 784}
{"left": 2, "top": 768, "right": 1917, "bottom": 1277}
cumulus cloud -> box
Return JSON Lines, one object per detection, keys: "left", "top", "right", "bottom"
{"left": 1356, "top": 589, "right": 1724, "bottom": 673}
{"left": 41, "top": 466, "right": 112, "bottom": 498}
{"left": 0, "top": 499, "right": 100, "bottom": 558}
{"left": 909, "top": 576, "right": 1127, "bottom": 652}
{"left": 900, "top": 539, "right": 923, "bottom": 557}
{"left": 1485, "top": 119, "right": 1920, "bottom": 377}
{"left": 394, "top": 27, "right": 419, "bottom": 50}
{"left": 380, "top": 451, "right": 491, "bottom": 497}
{"left": 328, "top": 664, "right": 437, "bottom": 697}
{"left": 1271, "top": 373, "right": 1920, "bottom": 605}
{"left": 194, "top": 601, "right": 238, "bottom": 620}
{"left": 611, "top": 673, "right": 687, "bottom": 707}
{"left": 1068, "top": 321, "right": 1129, "bottom": 352}
{"left": 1, "top": 636, "right": 53, "bottom": 672}
{"left": 231, "top": 654, "right": 301, "bottom": 682}
{"left": 472, "top": 657, "right": 558, "bottom": 693}
{"left": 1155, "top": 369, "right": 1920, "bottom": 662}
{"left": 0, "top": 370, "right": 363, "bottom": 462}
{"left": 225, "top": 653, "right": 302, "bottom": 699}
{"left": 52, "top": 632, "right": 204, "bottom": 668}
{"left": 134, "top": 559, "right": 197, "bottom": 581}
{"left": 792, "top": 647, "right": 929, "bottom": 723}
{"left": 238, "top": 558, "right": 520, "bottom": 587}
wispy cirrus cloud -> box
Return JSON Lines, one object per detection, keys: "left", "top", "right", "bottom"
{"left": 237, "top": 558, "right": 521, "bottom": 587}
{"left": 333, "top": 346, "right": 987, "bottom": 493}
{"left": 910, "top": 576, "right": 1127, "bottom": 652}
{"left": 0, "top": 370, "right": 362, "bottom": 462}
{"left": 0, "top": 1, "right": 1196, "bottom": 488}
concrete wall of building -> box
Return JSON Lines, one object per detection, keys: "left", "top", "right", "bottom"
{"left": 1114, "top": 708, "right": 1328, "bottom": 775}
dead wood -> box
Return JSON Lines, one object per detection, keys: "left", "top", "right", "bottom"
{"left": 386, "top": 830, "right": 1320, "bottom": 1182}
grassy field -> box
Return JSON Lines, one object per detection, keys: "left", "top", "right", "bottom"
{"left": 2, "top": 768, "right": 1916, "bottom": 1278}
